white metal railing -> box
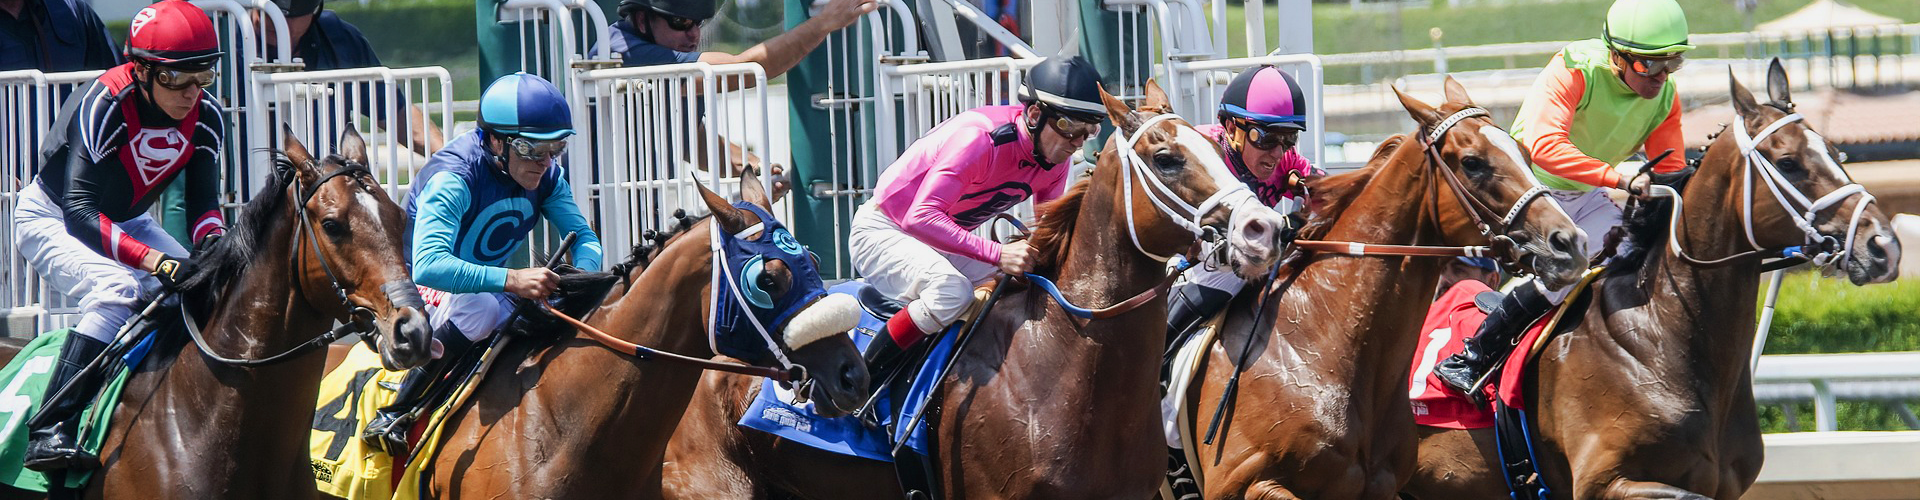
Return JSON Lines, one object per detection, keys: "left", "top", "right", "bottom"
{"left": 1753, "top": 352, "right": 1920, "bottom": 432}
{"left": 570, "top": 62, "right": 776, "bottom": 266}
{"left": 498, "top": 0, "right": 615, "bottom": 90}
{"left": 253, "top": 66, "right": 456, "bottom": 198}
{"left": 0, "top": 70, "right": 103, "bottom": 332}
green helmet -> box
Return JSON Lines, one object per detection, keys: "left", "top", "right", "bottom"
{"left": 1603, "top": 0, "right": 1695, "bottom": 56}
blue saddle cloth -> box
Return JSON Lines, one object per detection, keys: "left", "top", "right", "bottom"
{"left": 738, "top": 282, "right": 960, "bottom": 461}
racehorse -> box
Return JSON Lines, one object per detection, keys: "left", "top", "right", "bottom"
{"left": 412, "top": 170, "right": 870, "bottom": 499}
{"left": 659, "top": 80, "right": 1291, "bottom": 499}
{"left": 1173, "top": 77, "right": 1587, "bottom": 500}
{"left": 1402, "top": 63, "right": 1902, "bottom": 500}
{"left": 0, "top": 128, "right": 434, "bottom": 499}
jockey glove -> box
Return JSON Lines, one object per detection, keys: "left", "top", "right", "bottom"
{"left": 152, "top": 255, "right": 195, "bottom": 289}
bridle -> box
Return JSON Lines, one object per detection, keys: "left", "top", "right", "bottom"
{"left": 1650, "top": 111, "right": 1875, "bottom": 268}
{"left": 1288, "top": 107, "right": 1550, "bottom": 267}
{"left": 182, "top": 158, "right": 418, "bottom": 366}
{"left": 1115, "top": 113, "right": 1262, "bottom": 263}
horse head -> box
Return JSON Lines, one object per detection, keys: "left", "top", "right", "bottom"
{"left": 1708, "top": 59, "right": 1901, "bottom": 284}
{"left": 1393, "top": 77, "right": 1585, "bottom": 289}
{"left": 1097, "top": 80, "right": 1287, "bottom": 275}
{"left": 680, "top": 169, "right": 869, "bottom": 417}
{"left": 281, "top": 127, "right": 432, "bottom": 371}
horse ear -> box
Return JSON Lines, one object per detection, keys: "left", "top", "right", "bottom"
{"left": 1141, "top": 78, "right": 1171, "bottom": 113}
{"left": 738, "top": 165, "right": 771, "bottom": 210}
{"left": 339, "top": 123, "right": 369, "bottom": 166}
{"left": 1441, "top": 75, "right": 1476, "bottom": 107}
{"left": 280, "top": 123, "right": 317, "bottom": 177}
{"left": 1393, "top": 85, "right": 1442, "bottom": 127}
{"left": 695, "top": 176, "right": 748, "bottom": 233}
{"left": 1729, "top": 69, "right": 1760, "bottom": 118}
{"left": 1100, "top": 83, "right": 1140, "bottom": 135}
{"left": 1765, "top": 58, "right": 1792, "bottom": 108}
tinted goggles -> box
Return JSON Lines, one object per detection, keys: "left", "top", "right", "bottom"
{"left": 1618, "top": 51, "right": 1685, "bottom": 77}
{"left": 1049, "top": 115, "right": 1101, "bottom": 141}
{"left": 508, "top": 137, "right": 568, "bottom": 162}
{"left": 661, "top": 13, "right": 704, "bottom": 32}
{"left": 1241, "top": 122, "right": 1299, "bottom": 151}
{"left": 150, "top": 66, "right": 219, "bottom": 90}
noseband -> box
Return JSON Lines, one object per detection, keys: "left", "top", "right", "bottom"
{"left": 1419, "top": 107, "right": 1551, "bottom": 267}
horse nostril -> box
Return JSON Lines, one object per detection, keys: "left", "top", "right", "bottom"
{"left": 1549, "top": 230, "right": 1577, "bottom": 256}
{"left": 1867, "top": 235, "right": 1891, "bottom": 259}
{"left": 1242, "top": 219, "right": 1269, "bottom": 241}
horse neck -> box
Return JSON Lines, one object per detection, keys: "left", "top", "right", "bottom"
{"left": 1301, "top": 136, "right": 1445, "bottom": 362}
{"left": 1634, "top": 134, "right": 1767, "bottom": 377}
{"left": 1059, "top": 161, "right": 1189, "bottom": 327}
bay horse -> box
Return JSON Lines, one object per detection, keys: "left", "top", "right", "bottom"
{"left": 1174, "top": 77, "right": 1587, "bottom": 500}
{"left": 1402, "top": 63, "right": 1901, "bottom": 499}
{"left": 411, "top": 169, "right": 870, "bottom": 499}
{"left": 659, "top": 80, "right": 1290, "bottom": 499}
{"left": 1, "top": 128, "right": 434, "bottom": 499}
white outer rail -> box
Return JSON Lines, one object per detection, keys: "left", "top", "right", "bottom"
{"left": 1753, "top": 352, "right": 1920, "bottom": 432}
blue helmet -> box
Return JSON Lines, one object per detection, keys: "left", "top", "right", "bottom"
{"left": 479, "top": 72, "right": 574, "bottom": 140}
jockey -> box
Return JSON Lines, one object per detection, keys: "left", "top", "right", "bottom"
{"left": 1164, "top": 65, "right": 1321, "bottom": 346}
{"left": 12, "top": 0, "right": 226, "bottom": 471}
{"left": 360, "top": 72, "right": 604, "bottom": 455}
{"left": 851, "top": 55, "right": 1105, "bottom": 377}
{"left": 1434, "top": 0, "right": 1692, "bottom": 394}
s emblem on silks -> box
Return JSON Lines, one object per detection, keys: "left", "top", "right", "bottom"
{"left": 708, "top": 202, "right": 829, "bottom": 370}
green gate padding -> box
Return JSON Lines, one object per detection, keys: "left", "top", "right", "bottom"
{"left": 784, "top": 0, "right": 865, "bottom": 279}
{"left": 0, "top": 330, "right": 133, "bottom": 492}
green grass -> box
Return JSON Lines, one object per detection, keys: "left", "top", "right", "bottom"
{"left": 1754, "top": 271, "right": 1920, "bottom": 432}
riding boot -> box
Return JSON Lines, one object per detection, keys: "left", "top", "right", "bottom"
{"left": 1165, "top": 283, "right": 1232, "bottom": 355}
{"left": 362, "top": 323, "right": 475, "bottom": 455}
{"left": 23, "top": 334, "right": 110, "bottom": 472}
{"left": 1434, "top": 283, "right": 1555, "bottom": 395}
{"left": 862, "top": 312, "right": 926, "bottom": 387}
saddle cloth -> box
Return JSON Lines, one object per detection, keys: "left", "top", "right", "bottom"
{"left": 0, "top": 329, "right": 150, "bottom": 492}
{"left": 309, "top": 339, "right": 507, "bottom": 500}
{"left": 1409, "top": 268, "right": 1606, "bottom": 430}
{"left": 738, "top": 281, "right": 993, "bottom": 461}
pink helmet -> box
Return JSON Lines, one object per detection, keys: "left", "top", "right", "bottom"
{"left": 1217, "top": 65, "right": 1307, "bottom": 131}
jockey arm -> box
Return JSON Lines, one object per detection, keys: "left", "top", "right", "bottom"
{"left": 50, "top": 104, "right": 225, "bottom": 271}
{"left": 891, "top": 130, "right": 1006, "bottom": 265}
{"left": 1515, "top": 55, "right": 1686, "bottom": 190}
{"left": 409, "top": 172, "right": 512, "bottom": 293}
{"left": 697, "top": 0, "right": 875, "bottom": 84}
{"left": 539, "top": 174, "right": 605, "bottom": 271}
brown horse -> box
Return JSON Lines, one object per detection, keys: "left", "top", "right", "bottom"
{"left": 659, "top": 81, "right": 1290, "bottom": 499}
{"left": 0, "top": 129, "right": 434, "bottom": 499}
{"left": 1172, "top": 77, "right": 1586, "bottom": 500}
{"left": 1402, "top": 64, "right": 1902, "bottom": 499}
{"left": 411, "top": 170, "right": 869, "bottom": 499}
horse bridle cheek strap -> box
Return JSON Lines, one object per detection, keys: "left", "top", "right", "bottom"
{"left": 1732, "top": 113, "right": 1875, "bottom": 268}
{"left": 1419, "top": 107, "right": 1547, "bottom": 265}
{"left": 1116, "top": 113, "right": 1260, "bottom": 262}
{"left": 183, "top": 161, "right": 384, "bottom": 367}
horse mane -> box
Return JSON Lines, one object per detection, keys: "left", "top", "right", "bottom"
{"left": 174, "top": 152, "right": 301, "bottom": 314}
{"left": 1296, "top": 135, "right": 1401, "bottom": 240}
{"left": 608, "top": 210, "right": 707, "bottom": 285}
{"left": 1029, "top": 180, "right": 1091, "bottom": 272}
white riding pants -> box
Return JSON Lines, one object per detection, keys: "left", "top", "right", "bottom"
{"left": 848, "top": 203, "right": 998, "bottom": 334}
{"left": 14, "top": 183, "right": 189, "bottom": 343}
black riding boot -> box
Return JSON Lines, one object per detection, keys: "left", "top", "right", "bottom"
{"left": 23, "top": 334, "right": 110, "bottom": 471}
{"left": 861, "top": 331, "right": 913, "bottom": 388}
{"left": 1164, "top": 283, "right": 1231, "bottom": 363}
{"left": 1434, "top": 283, "right": 1555, "bottom": 395}
{"left": 362, "top": 323, "right": 475, "bottom": 455}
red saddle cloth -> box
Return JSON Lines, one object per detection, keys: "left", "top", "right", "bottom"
{"left": 1407, "top": 281, "right": 1552, "bottom": 430}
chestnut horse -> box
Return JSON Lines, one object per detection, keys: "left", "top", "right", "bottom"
{"left": 659, "top": 81, "right": 1290, "bottom": 499}
{"left": 1402, "top": 63, "right": 1902, "bottom": 499}
{"left": 1173, "top": 78, "right": 1586, "bottom": 500}
{"left": 1, "top": 129, "right": 433, "bottom": 499}
{"left": 409, "top": 171, "right": 870, "bottom": 499}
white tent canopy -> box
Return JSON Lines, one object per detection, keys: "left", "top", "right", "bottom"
{"left": 1756, "top": 0, "right": 1903, "bottom": 33}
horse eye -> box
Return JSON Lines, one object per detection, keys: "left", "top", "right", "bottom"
{"left": 1153, "top": 151, "right": 1185, "bottom": 171}
{"left": 321, "top": 218, "right": 347, "bottom": 237}
{"left": 1461, "top": 155, "right": 1491, "bottom": 176}
{"left": 1776, "top": 157, "right": 1802, "bottom": 172}
{"left": 756, "top": 272, "right": 776, "bottom": 291}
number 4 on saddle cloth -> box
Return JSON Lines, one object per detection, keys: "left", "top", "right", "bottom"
{"left": 1406, "top": 267, "right": 1605, "bottom": 500}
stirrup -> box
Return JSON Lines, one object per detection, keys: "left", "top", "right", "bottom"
{"left": 361, "top": 411, "right": 415, "bottom": 456}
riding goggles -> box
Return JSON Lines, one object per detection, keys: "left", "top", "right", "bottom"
{"left": 1049, "top": 115, "right": 1101, "bottom": 141}
{"left": 1618, "top": 51, "right": 1685, "bottom": 77}
{"left": 1241, "top": 122, "right": 1299, "bottom": 151}
{"left": 660, "top": 13, "right": 705, "bottom": 32}
{"left": 508, "top": 137, "right": 568, "bottom": 162}
{"left": 149, "top": 66, "right": 219, "bottom": 90}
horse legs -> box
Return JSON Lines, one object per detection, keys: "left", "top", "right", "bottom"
{"left": 1246, "top": 480, "right": 1303, "bottom": 500}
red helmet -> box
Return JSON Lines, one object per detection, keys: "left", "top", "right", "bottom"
{"left": 126, "top": 0, "right": 224, "bottom": 70}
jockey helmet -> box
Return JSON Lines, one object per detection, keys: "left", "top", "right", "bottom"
{"left": 1020, "top": 55, "right": 1105, "bottom": 123}
{"left": 125, "top": 0, "right": 224, "bottom": 71}
{"left": 478, "top": 72, "right": 575, "bottom": 141}
{"left": 271, "top": 0, "right": 323, "bottom": 17}
{"left": 1603, "top": 0, "right": 1694, "bottom": 56}
{"left": 618, "top": 0, "right": 718, "bottom": 22}
{"left": 1217, "top": 65, "right": 1307, "bottom": 131}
